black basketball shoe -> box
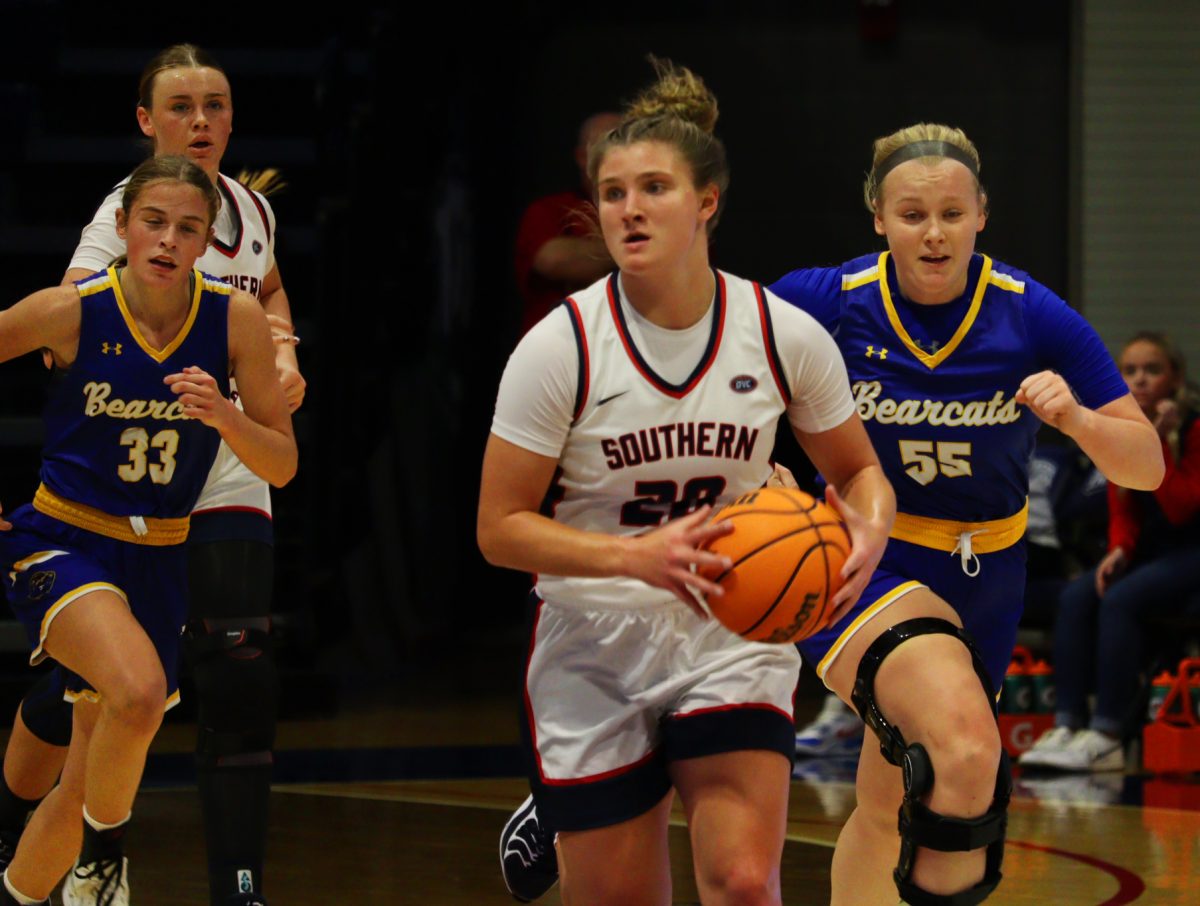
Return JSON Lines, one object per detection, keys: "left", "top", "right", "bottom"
{"left": 499, "top": 796, "right": 558, "bottom": 902}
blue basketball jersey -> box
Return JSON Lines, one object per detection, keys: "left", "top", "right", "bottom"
{"left": 40, "top": 267, "right": 231, "bottom": 519}
{"left": 771, "top": 252, "right": 1128, "bottom": 522}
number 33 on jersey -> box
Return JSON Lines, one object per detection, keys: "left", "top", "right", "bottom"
{"left": 38, "top": 267, "right": 231, "bottom": 519}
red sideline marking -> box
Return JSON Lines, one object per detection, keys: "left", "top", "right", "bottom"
{"left": 1007, "top": 840, "right": 1146, "bottom": 905}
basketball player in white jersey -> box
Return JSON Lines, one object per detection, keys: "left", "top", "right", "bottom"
{"left": 0, "top": 45, "right": 302, "bottom": 906}
{"left": 479, "top": 59, "right": 893, "bottom": 906}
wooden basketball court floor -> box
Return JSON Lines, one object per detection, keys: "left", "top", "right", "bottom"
{"left": 11, "top": 654, "right": 1200, "bottom": 904}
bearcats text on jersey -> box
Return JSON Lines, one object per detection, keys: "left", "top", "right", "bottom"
{"left": 83, "top": 381, "right": 189, "bottom": 422}
{"left": 853, "top": 381, "right": 1022, "bottom": 428}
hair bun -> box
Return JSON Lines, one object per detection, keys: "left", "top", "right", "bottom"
{"left": 625, "top": 56, "right": 718, "bottom": 134}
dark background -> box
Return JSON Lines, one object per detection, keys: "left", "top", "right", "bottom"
{"left": 0, "top": 1, "right": 1071, "bottom": 710}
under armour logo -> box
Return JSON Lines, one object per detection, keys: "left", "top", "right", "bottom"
{"left": 916, "top": 338, "right": 943, "bottom": 354}
{"left": 866, "top": 345, "right": 888, "bottom": 360}
{"left": 101, "top": 342, "right": 123, "bottom": 355}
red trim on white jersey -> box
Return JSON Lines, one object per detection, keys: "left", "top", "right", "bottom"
{"left": 754, "top": 282, "right": 792, "bottom": 405}
{"left": 210, "top": 176, "right": 245, "bottom": 259}
{"left": 605, "top": 271, "right": 727, "bottom": 400}
{"left": 191, "top": 505, "right": 273, "bottom": 520}
{"left": 562, "top": 297, "right": 590, "bottom": 420}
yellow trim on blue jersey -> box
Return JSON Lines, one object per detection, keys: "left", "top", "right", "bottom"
{"left": 34, "top": 484, "right": 190, "bottom": 546}
{"left": 842, "top": 265, "right": 880, "bottom": 291}
{"left": 877, "top": 252, "right": 992, "bottom": 371}
{"left": 108, "top": 265, "right": 204, "bottom": 364}
{"left": 815, "top": 580, "right": 924, "bottom": 681}
{"left": 31, "top": 581, "right": 128, "bottom": 666}
{"left": 988, "top": 270, "right": 1026, "bottom": 294}
{"left": 76, "top": 270, "right": 114, "bottom": 298}
{"left": 890, "top": 499, "right": 1028, "bottom": 554}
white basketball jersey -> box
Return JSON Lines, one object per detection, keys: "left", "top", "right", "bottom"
{"left": 190, "top": 177, "right": 276, "bottom": 517}
{"left": 199, "top": 175, "right": 277, "bottom": 297}
{"left": 537, "top": 270, "right": 795, "bottom": 611}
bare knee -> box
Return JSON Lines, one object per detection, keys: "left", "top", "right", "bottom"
{"left": 705, "top": 861, "right": 778, "bottom": 906}
{"left": 925, "top": 709, "right": 1001, "bottom": 816}
{"left": 101, "top": 669, "right": 166, "bottom": 736}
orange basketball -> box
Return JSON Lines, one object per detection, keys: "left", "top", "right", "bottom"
{"left": 700, "top": 487, "right": 850, "bottom": 643}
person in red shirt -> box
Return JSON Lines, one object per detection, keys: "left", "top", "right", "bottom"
{"left": 513, "top": 112, "right": 620, "bottom": 335}
{"left": 1021, "top": 331, "right": 1200, "bottom": 772}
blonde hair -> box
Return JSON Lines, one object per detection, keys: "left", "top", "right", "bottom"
{"left": 236, "top": 168, "right": 287, "bottom": 197}
{"left": 863, "top": 123, "right": 984, "bottom": 213}
{"left": 586, "top": 57, "right": 729, "bottom": 232}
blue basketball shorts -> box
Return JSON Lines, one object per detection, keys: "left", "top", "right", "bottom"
{"left": 1, "top": 505, "right": 189, "bottom": 709}
{"left": 797, "top": 537, "right": 1027, "bottom": 694}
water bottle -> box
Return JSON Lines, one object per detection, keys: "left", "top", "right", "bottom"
{"left": 1029, "top": 659, "right": 1055, "bottom": 714}
{"left": 1002, "top": 649, "right": 1033, "bottom": 714}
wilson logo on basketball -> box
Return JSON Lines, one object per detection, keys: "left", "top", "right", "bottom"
{"left": 730, "top": 375, "right": 757, "bottom": 393}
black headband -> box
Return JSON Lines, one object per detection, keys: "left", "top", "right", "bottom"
{"left": 872, "top": 140, "right": 979, "bottom": 188}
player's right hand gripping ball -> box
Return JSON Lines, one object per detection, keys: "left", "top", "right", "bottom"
{"left": 701, "top": 488, "right": 850, "bottom": 643}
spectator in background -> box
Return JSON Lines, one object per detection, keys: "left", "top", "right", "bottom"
{"left": 513, "top": 112, "right": 620, "bottom": 335}
{"left": 1021, "top": 332, "right": 1200, "bottom": 772}
{"left": 1021, "top": 428, "right": 1108, "bottom": 629}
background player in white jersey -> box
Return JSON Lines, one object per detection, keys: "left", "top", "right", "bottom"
{"left": 479, "top": 60, "right": 893, "bottom": 906}
{"left": 0, "top": 45, "right": 304, "bottom": 906}
{"left": 0, "top": 156, "right": 295, "bottom": 906}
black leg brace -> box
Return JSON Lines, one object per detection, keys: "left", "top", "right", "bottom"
{"left": 850, "top": 617, "right": 1011, "bottom": 906}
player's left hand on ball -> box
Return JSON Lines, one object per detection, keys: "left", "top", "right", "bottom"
{"left": 765, "top": 462, "right": 799, "bottom": 490}
{"left": 0, "top": 503, "right": 11, "bottom": 532}
{"left": 165, "top": 366, "right": 234, "bottom": 429}
{"left": 824, "top": 485, "right": 888, "bottom": 622}
{"left": 1016, "top": 371, "right": 1085, "bottom": 435}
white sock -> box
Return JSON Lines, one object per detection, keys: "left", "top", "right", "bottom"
{"left": 82, "top": 804, "right": 131, "bottom": 833}
{"left": 3, "top": 871, "right": 44, "bottom": 906}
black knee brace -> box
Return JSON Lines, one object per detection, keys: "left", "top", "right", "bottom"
{"left": 185, "top": 618, "right": 278, "bottom": 768}
{"left": 850, "top": 618, "right": 1011, "bottom": 906}
{"left": 20, "top": 669, "right": 72, "bottom": 748}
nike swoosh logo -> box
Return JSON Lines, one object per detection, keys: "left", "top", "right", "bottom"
{"left": 597, "top": 391, "right": 628, "bottom": 406}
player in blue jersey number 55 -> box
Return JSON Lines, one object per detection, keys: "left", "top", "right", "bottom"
{"left": 769, "top": 123, "right": 1163, "bottom": 905}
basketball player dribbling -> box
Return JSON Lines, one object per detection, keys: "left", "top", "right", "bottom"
{"left": 479, "top": 60, "right": 894, "bottom": 906}
{"left": 498, "top": 120, "right": 1166, "bottom": 906}
{"left": 0, "top": 155, "right": 295, "bottom": 906}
